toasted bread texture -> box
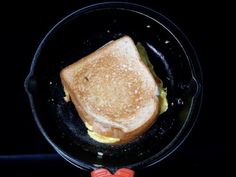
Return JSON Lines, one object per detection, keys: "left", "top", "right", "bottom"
{"left": 60, "top": 36, "right": 160, "bottom": 144}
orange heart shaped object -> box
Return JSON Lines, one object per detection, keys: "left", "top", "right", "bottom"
{"left": 91, "top": 168, "right": 134, "bottom": 177}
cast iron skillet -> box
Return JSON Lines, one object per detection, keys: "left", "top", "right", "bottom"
{"left": 24, "top": 2, "right": 203, "bottom": 176}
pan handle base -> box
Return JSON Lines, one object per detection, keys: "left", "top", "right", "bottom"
{"left": 91, "top": 168, "right": 134, "bottom": 177}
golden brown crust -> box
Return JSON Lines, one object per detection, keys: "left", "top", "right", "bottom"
{"left": 60, "top": 36, "right": 160, "bottom": 144}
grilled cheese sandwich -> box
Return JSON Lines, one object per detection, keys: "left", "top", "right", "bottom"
{"left": 60, "top": 36, "right": 167, "bottom": 144}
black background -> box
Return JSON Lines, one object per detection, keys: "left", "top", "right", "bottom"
{"left": 0, "top": 0, "right": 235, "bottom": 176}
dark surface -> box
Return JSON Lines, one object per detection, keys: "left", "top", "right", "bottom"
{"left": 0, "top": 0, "right": 235, "bottom": 176}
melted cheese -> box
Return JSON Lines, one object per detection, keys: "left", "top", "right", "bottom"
{"left": 137, "top": 42, "right": 168, "bottom": 115}
{"left": 63, "top": 86, "right": 70, "bottom": 102}
{"left": 159, "top": 87, "right": 168, "bottom": 114}
{"left": 85, "top": 122, "right": 120, "bottom": 144}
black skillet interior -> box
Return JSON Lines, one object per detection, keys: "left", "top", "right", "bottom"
{"left": 25, "top": 3, "right": 202, "bottom": 171}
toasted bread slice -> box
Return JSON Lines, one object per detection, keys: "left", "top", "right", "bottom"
{"left": 60, "top": 36, "right": 160, "bottom": 144}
